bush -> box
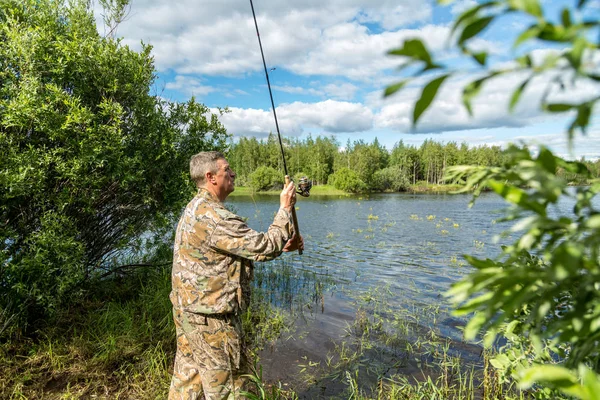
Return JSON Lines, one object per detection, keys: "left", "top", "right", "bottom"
{"left": 372, "top": 166, "right": 410, "bottom": 192}
{"left": 328, "top": 168, "right": 367, "bottom": 193}
{"left": 249, "top": 166, "right": 283, "bottom": 191}
{"left": 0, "top": 0, "right": 229, "bottom": 335}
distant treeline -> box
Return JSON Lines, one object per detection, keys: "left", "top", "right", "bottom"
{"left": 227, "top": 134, "right": 600, "bottom": 192}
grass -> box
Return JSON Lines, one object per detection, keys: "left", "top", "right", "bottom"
{"left": 0, "top": 266, "right": 175, "bottom": 399}
{"left": 0, "top": 234, "right": 551, "bottom": 399}
{"left": 229, "top": 184, "right": 347, "bottom": 197}
{"left": 229, "top": 183, "right": 467, "bottom": 197}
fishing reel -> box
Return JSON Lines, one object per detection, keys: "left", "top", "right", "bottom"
{"left": 296, "top": 177, "right": 312, "bottom": 197}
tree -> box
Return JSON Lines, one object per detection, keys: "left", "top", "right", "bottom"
{"left": 372, "top": 166, "right": 410, "bottom": 192}
{"left": 386, "top": 0, "right": 600, "bottom": 398}
{"left": 248, "top": 166, "right": 282, "bottom": 192}
{"left": 0, "top": 0, "right": 229, "bottom": 335}
{"left": 328, "top": 168, "right": 367, "bottom": 193}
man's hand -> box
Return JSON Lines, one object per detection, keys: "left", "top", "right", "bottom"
{"left": 280, "top": 181, "right": 296, "bottom": 211}
{"left": 283, "top": 234, "right": 304, "bottom": 253}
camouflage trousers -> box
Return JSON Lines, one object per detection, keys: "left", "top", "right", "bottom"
{"left": 169, "top": 308, "right": 249, "bottom": 400}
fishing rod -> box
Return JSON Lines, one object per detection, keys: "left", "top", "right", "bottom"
{"left": 249, "top": 0, "right": 310, "bottom": 254}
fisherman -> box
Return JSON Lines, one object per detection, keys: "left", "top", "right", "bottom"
{"left": 169, "top": 151, "right": 303, "bottom": 400}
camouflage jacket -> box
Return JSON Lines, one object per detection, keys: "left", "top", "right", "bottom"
{"left": 170, "top": 188, "right": 294, "bottom": 315}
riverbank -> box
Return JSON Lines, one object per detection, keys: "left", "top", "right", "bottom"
{"left": 229, "top": 183, "right": 465, "bottom": 197}
{"left": 0, "top": 263, "right": 506, "bottom": 399}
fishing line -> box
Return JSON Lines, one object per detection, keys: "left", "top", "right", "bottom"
{"left": 249, "top": 0, "right": 307, "bottom": 254}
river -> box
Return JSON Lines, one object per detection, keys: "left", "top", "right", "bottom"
{"left": 225, "top": 190, "right": 581, "bottom": 397}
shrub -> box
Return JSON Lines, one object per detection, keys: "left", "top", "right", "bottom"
{"left": 328, "top": 168, "right": 367, "bottom": 193}
{"left": 0, "top": 0, "right": 229, "bottom": 335}
{"left": 249, "top": 166, "right": 283, "bottom": 191}
{"left": 372, "top": 166, "right": 410, "bottom": 192}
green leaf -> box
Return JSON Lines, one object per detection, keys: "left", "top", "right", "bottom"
{"left": 508, "top": 0, "right": 543, "bottom": 18}
{"left": 509, "top": 76, "right": 531, "bottom": 112}
{"left": 536, "top": 146, "right": 557, "bottom": 173}
{"left": 546, "top": 103, "right": 575, "bottom": 112}
{"left": 464, "top": 312, "right": 487, "bottom": 340}
{"left": 519, "top": 365, "right": 585, "bottom": 397}
{"left": 568, "top": 102, "right": 593, "bottom": 137}
{"left": 459, "top": 16, "right": 495, "bottom": 45}
{"left": 451, "top": 1, "right": 500, "bottom": 37}
{"left": 514, "top": 24, "right": 543, "bottom": 48}
{"left": 388, "top": 39, "right": 439, "bottom": 70}
{"left": 463, "top": 72, "right": 500, "bottom": 115}
{"left": 561, "top": 8, "right": 571, "bottom": 28}
{"left": 566, "top": 36, "right": 587, "bottom": 71}
{"left": 471, "top": 51, "right": 488, "bottom": 66}
{"left": 584, "top": 215, "right": 600, "bottom": 229}
{"left": 489, "top": 353, "right": 511, "bottom": 369}
{"left": 384, "top": 80, "right": 409, "bottom": 97}
{"left": 413, "top": 74, "right": 450, "bottom": 126}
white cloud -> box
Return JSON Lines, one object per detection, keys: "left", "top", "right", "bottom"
{"left": 95, "top": 0, "right": 438, "bottom": 80}
{"left": 450, "top": 0, "right": 478, "bottom": 15}
{"left": 165, "top": 75, "right": 215, "bottom": 97}
{"left": 372, "top": 70, "right": 600, "bottom": 133}
{"left": 272, "top": 85, "right": 323, "bottom": 97}
{"left": 323, "top": 83, "right": 359, "bottom": 100}
{"left": 216, "top": 100, "right": 373, "bottom": 137}
{"left": 272, "top": 82, "right": 359, "bottom": 100}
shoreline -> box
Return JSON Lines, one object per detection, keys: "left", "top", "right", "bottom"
{"left": 228, "top": 183, "right": 467, "bottom": 197}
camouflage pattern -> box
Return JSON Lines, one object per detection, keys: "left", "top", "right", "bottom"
{"left": 169, "top": 309, "right": 248, "bottom": 400}
{"left": 169, "top": 188, "right": 294, "bottom": 399}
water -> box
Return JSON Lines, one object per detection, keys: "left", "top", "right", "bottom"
{"left": 226, "top": 189, "right": 594, "bottom": 396}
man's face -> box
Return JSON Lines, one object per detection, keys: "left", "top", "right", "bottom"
{"left": 213, "top": 158, "right": 236, "bottom": 199}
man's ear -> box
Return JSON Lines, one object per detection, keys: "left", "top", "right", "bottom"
{"left": 205, "top": 171, "right": 215, "bottom": 184}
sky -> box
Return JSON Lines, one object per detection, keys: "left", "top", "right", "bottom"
{"left": 94, "top": 0, "right": 600, "bottom": 159}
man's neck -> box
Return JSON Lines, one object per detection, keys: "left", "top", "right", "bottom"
{"left": 201, "top": 185, "right": 225, "bottom": 203}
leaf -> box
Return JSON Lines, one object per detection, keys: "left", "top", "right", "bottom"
{"left": 463, "top": 72, "right": 500, "bottom": 115}
{"left": 584, "top": 215, "right": 600, "bottom": 229}
{"left": 508, "top": 0, "right": 543, "bottom": 18}
{"left": 518, "top": 365, "right": 585, "bottom": 397}
{"left": 451, "top": 1, "right": 500, "bottom": 37}
{"left": 471, "top": 51, "right": 488, "bottom": 66}
{"left": 568, "top": 102, "right": 593, "bottom": 138}
{"left": 459, "top": 16, "right": 495, "bottom": 45}
{"left": 536, "top": 146, "right": 557, "bottom": 173}
{"left": 514, "top": 24, "right": 543, "bottom": 48}
{"left": 509, "top": 76, "right": 531, "bottom": 112}
{"left": 413, "top": 74, "right": 450, "bottom": 126}
{"left": 464, "top": 312, "right": 487, "bottom": 340}
{"left": 388, "top": 39, "right": 439, "bottom": 70}
{"left": 384, "top": 80, "right": 408, "bottom": 97}
{"left": 566, "top": 36, "right": 587, "bottom": 71}
{"left": 545, "top": 103, "right": 575, "bottom": 112}
{"left": 561, "top": 8, "right": 571, "bottom": 28}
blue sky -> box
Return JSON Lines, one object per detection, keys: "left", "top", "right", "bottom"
{"left": 95, "top": 0, "right": 599, "bottom": 159}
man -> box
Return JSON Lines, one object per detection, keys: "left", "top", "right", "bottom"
{"left": 169, "top": 151, "right": 303, "bottom": 400}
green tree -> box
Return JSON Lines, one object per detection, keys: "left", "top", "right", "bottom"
{"left": 248, "top": 166, "right": 282, "bottom": 192}
{"left": 372, "top": 166, "right": 410, "bottom": 192}
{"left": 0, "top": 0, "right": 229, "bottom": 334}
{"left": 386, "top": 0, "right": 600, "bottom": 397}
{"left": 328, "top": 168, "right": 367, "bottom": 193}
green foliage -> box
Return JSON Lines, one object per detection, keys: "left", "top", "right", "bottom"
{"left": 385, "top": 0, "right": 599, "bottom": 397}
{"left": 328, "top": 168, "right": 367, "bottom": 193}
{"left": 372, "top": 166, "right": 410, "bottom": 192}
{"left": 0, "top": 0, "right": 229, "bottom": 334}
{"left": 249, "top": 166, "right": 283, "bottom": 192}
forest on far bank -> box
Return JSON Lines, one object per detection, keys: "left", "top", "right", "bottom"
{"left": 227, "top": 134, "right": 600, "bottom": 193}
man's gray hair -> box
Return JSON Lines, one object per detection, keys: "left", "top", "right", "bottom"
{"left": 190, "top": 151, "right": 225, "bottom": 188}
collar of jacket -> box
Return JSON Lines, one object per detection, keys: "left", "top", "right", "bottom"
{"left": 197, "top": 187, "right": 223, "bottom": 205}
